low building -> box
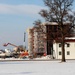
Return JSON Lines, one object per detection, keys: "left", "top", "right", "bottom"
{"left": 53, "top": 37, "right": 75, "bottom": 59}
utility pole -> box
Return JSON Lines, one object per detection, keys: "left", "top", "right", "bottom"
{"left": 24, "top": 32, "right": 26, "bottom": 42}
{"left": 23, "top": 32, "right": 26, "bottom": 50}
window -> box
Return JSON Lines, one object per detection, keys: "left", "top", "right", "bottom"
{"left": 59, "top": 51, "right": 61, "bottom": 55}
{"left": 67, "top": 44, "right": 70, "bottom": 47}
{"left": 67, "top": 51, "right": 70, "bottom": 55}
{"left": 59, "top": 44, "right": 61, "bottom": 47}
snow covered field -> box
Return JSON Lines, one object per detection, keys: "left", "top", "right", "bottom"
{"left": 0, "top": 60, "right": 75, "bottom": 75}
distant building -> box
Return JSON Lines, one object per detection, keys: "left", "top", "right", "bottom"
{"left": 27, "top": 26, "right": 46, "bottom": 57}
{"left": 27, "top": 28, "right": 34, "bottom": 57}
{"left": 33, "top": 25, "right": 46, "bottom": 56}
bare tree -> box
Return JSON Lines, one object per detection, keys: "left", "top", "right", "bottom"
{"left": 39, "top": 0, "right": 74, "bottom": 62}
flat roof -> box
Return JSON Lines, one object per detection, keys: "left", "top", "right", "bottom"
{"left": 42, "top": 22, "right": 71, "bottom": 26}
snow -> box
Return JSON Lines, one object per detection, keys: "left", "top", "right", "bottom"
{"left": 0, "top": 60, "right": 75, "bottom": 75}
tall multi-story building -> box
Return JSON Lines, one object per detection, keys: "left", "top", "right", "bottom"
{"left": 33, "top": 25, "right": 46, "bottom": 56}
{"left": 27, "top": 28, "right": 34, "bottom": 57}
{"left": 27, "top": 25, "right": 46, "bottom": 57}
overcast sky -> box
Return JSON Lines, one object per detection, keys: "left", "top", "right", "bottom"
{"left": 0, "top": 0, "right": 75, "bottom": 50}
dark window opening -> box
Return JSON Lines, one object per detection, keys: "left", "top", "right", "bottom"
{"left": 67, "top": 51, "right": 70, "bottom": 55}
{"left": 59, "top": 51, "right": 61, "bottom": 55}
{"left": 59, "top": 44, "right": 61, "bottom": 47}
{"left": 67, "top": 44, "right": 70, "bottom": 47}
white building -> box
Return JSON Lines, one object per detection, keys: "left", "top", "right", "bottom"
{"left": 27, "top": 28, "right": 34, "bottom": 57}
{"left": 53, "top": 37, "right": 75, "bottom": 59}
{"left": 27, "top": 25, "right": 46, "bottom": 57}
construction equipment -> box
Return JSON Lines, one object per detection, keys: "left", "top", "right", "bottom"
{"left": 3, "top": 43, "right": 23, "bottom": 58}
{"left": 3, "top": 43, "right": 24, "bottom": 52}
{"left": 3, "top": 43, "right": 29, "bottom": 58}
